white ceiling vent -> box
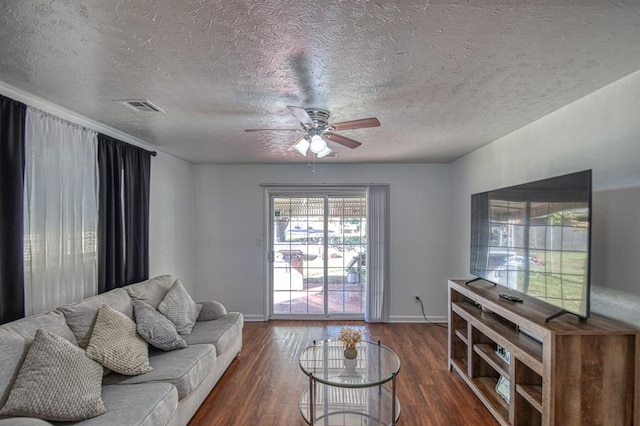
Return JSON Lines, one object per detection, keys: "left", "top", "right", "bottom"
{"left": 119, "top": 100, "right": 165, "bottom": 113}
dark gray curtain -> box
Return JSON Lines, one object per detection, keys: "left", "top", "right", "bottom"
{"left": 123, "top": 146, "right": 150, "bottom": 285}
{"left": 0, "top": 95, "right": 26, "bottom": 324}
{"left": 470, "top": 192, "right": 490, "bottom": 278}
{"left": 97, "top": 135, "right": 151, "bottom": 293}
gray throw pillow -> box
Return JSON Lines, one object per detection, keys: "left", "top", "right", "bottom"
{"left": 58, "top": 288, "right": 134, "bottom": 349}
{"left": 125, "top": 274, "right": 176, "bottom": 309}
{"left": 0, "top": 329, "right": 106, "bottom": 421}
{"left": 158, "top": 280, "right": 202, "bottom": 335}
{"left": 86, "top": 305, "right": 153, "bottom": 376}
{"left": 132, "top": 299, "right": 187, "bottom": 351}
{"left": 198, "top": 300, "right": 227, "bottom": 321}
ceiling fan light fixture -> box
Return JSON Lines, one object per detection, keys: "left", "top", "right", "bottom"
{"left": 292, "top": 138, "right": 310, "bottom": 156}
{"left": 245, "top": 106, "right": 378, "bottom": 159}
{"left": 317, "top": 146, "right": 332, "bottom": 158}
{"left": 309, "top": 134, "right": 327, "bottom": 154}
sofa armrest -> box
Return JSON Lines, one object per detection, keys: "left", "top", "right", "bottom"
{"left": 197, "top": 300, "right": 227, "bottom": 321}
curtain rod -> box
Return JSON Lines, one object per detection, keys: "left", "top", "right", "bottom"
{"left": 121, "top": 142, "right": 157, "bottom": 157}
{"left": 98, "top": 132, "right": 156, "bottom": 157}
{"left": 0, "top": 89, "right": 159, "bottom": 156}
{"left": 119, "top": 139, "right": 156, "bottom": 157}
{"left": 127, "top": 145, "right": 157, "bottom": 157}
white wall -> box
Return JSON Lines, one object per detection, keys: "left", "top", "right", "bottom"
{"left": 149, "top": 152, "right": 196, "bottom": 293}
{"left": 193, "top": 163, "right": 450, "bottom": 322}
{"left": 449, "top": 69, "right": 640, "bottom": 325}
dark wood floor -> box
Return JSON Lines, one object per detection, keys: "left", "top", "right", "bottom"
{"left": 188, "top": 321, "right": 499, "bottom": 426}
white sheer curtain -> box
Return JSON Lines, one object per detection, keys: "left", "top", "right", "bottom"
{"left": 365, "top": 185, "right": 390, "bottom": 322}
{"left": 24, "top": 108, "right": 99, "bottom": 315}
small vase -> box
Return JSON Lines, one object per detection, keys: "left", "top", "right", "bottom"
{"left": 344, "top": 346, "right": 357, "bottom": 360}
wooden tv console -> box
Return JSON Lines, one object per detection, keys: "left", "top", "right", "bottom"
{"left": 448, "top": 279, "right": 639, "bottom": 426}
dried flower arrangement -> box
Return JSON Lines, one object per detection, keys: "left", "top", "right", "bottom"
{"left": 338, "top": 326, "right": 362, "bottom": 349}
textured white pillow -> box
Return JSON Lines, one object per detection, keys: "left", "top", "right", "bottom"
{"left": 0, "top": 329, "right": 106, "bottom": 421}
{"left": 158, "top": 280, "right": 202, "bottom": 334}
{"left": 86, "top": 305, "right": 153, "bottom": 375}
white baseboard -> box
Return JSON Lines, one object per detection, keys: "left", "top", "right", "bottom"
{"left": 240, "top": 314, "right": 447, "bottom": 323}
{"left": 388, "top": 315, "right": 447, "bottom": 324}
{"left": 242, "top": 314, "right": 267, "bottom": 322}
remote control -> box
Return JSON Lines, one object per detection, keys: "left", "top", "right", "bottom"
{"left": 499, "top": 293, "right": 523, "bottom": 303}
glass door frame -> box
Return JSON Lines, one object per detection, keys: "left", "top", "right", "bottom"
{"left": 265, "top": 186, "right": 366, "bottom": 320}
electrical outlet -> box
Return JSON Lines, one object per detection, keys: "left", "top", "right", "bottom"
{"left": 414, "top": 294, "right": 420, "bottom": 303}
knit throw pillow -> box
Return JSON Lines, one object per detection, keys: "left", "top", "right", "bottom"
{"left": 0, "top": 329, "right": 106, "bottom": 421}
{"left": 86, "top": 305, "right": 153, "bottom": 375}
{"left": 158, "top": 280, "right": 202, "bottom": 335}
{"left": 132, "top": 299, "right": 187, "bottom": 351}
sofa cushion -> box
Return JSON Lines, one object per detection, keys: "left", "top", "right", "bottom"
{"left": 125, "top": 275, "right": 176, "bottom": 310}
{"left": 182, "top": 313, "right": 243, "bottom": 358}
{"left": 0, "top": 310, "right": 77, "bottom": 345}
{"left": 59, "top": 288, "right": 133, "bottom": 349}
{"left": 0, "top": 311, "right": 79, "bottom": 408}
{"left": 132, "top": 299, "right": 187, "bottom": 351}
{"left": 0, "top": 418, "right": 52, "bottom": 425}
{"left": 78, "top": 383, "right": 178, "bottom": 426}
{"left": 0, "top": 329, "right": 28, "bottom": 409}
{"left": 86, "top": 305, "right": 152, "bottom": 376}
{"left": 158, "top": 280, "right": 202, "bottom": 335}
{"left": 102, "top": 344, "right": 216, "bottom": 400}
{"left": 197, "top": 300, "right": 227, "bottom": 321}
{"left": 0, "top": 329, "right": 106, "bottom": 422}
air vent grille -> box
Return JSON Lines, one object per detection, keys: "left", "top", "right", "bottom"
{"left": 119, "top": 100, "right": 165, "bottom": 113}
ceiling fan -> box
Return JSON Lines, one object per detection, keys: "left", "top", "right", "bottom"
{"left": 245, "top": 106, "right": 380, "bottom": 158}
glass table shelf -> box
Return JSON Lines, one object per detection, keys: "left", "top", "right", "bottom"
{"left": 299, "top": 340, "right": 401, "bottom": 425}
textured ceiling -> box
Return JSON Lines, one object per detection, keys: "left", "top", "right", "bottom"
{"left": 1, "top": 0, "right": 640, "bottom": 164}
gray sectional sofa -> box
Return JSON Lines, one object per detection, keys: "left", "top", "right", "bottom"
{"left": 0, "top": 275, "right": 243, "bottom": 426}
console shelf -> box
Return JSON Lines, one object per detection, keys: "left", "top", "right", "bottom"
{"left": 474, "top": 343, "right": 509, "bottom": 378}
{"left": 516, "top": 384, "right": 542, "bottom": 413}
{"left": 448, "top": 279, "right": 639, "bottom": 426}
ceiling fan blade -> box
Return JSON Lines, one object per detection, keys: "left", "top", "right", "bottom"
{"left": 323, "top": 132, "right": 362, "bottom": 149}
{"left": 244, "top": 128, "right": 300, "bottom": 133}
{"left": 331, "top": 117, "right": 380, "bottom": 131}
{"left": 287, "top": 106, "right": 314, "bottom": 126}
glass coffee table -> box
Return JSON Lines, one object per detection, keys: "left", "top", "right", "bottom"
{"left": 299, "top": 340, "right": 401, "bottom": 425}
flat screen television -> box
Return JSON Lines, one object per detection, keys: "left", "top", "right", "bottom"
{"left": 470, "top": 170, "right": 592, "bottom": 321}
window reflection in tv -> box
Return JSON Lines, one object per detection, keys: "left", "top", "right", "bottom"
{"left": 470, "top": 170, "right": 592, "bottom": 319}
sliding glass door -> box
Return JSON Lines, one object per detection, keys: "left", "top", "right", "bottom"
{"left": 270, "top": 192, "right": 366, "bottom": 319}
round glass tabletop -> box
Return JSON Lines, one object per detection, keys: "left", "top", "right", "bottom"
{"left": 299, "top": 340, "right": 401, "bottom": 388}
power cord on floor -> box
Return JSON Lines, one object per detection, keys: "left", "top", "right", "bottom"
{"left": 416, "top": 296, "right": 448, "bottom": 329}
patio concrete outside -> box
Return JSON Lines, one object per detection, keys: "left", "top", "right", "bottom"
{"left": 273, "top": 248, "right": 365, "bottom": 315}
